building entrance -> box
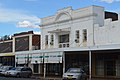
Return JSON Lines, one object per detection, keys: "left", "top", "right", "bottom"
{"left": 65, "top": 51, "right": 89, "bottom": 73}
{"left": 46, "top": 63, "right": 63, "bottom": 77}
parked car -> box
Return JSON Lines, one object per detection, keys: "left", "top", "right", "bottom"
{"left": 0, "top": 66, "right": 3, "bottom": 72}
{"left": 0, "top": 66, "right": 14, "bottom": 76}
{"left": 5, "top": 67, "right": 32, "bottom": 78}
{"left": 62, "top": 68, "right": 87, "bottom": 80}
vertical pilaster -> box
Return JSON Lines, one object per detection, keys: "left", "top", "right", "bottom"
{"left": 63, "top": 52, "right": 65, "bottom": 74}
{"left": 12, "top": 37, "right": 16, "bottom": 67}
{"left": 29, "top": 34, "right": 32, "bottom": 51}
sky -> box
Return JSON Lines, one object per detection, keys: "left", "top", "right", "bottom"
{"left": 0, "top": 0, "right": 120, "bottom": 37}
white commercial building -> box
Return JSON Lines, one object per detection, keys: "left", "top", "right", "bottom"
{"left": 40, "top": 5, "right": 120, "bottom": 79}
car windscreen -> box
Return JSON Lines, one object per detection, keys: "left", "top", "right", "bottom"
{"left": 0, "top": 66, "right": 3, "bottom": 69}
{"left": 11, "top": 67, "right": 16, "bottom": 70}
{"left": 67, "top": 68, "right": 81, "bottom": 73}
{"left": 3, "top": 66, "right": 11, "bottom": 70}
{"left": 11, "top": 67, "right": 22, "bottom": 71}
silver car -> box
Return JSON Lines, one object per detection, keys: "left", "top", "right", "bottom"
{"left": 5, "top": 67, "right": 32, "bottom": 78}
{"left": 62, "top": 68, "right": 87, "bottom": 80}
{"left": 0, "top": 66, "right": 14, "bottom": 76}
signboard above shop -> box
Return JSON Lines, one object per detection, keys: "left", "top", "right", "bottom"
{"left": 16, "top": 51, "right": 63, "bottom": 64}
{"left": 44, "top": 52, "right": 63, "bottom": 63}
{"left": 31, "top": 53, "right": 43, "bottom": 64}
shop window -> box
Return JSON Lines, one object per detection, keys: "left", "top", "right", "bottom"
{"left": 46, "top": 63, "right": 63, "bottom": 76}
{"left": 96, "top": 60, "right": 104, "bottom": 76}
{"left": 104, "top": 60, "right": 116, "bottom": 76}
{"left": 33, "top": 64, "right": 39, "bottom": 73}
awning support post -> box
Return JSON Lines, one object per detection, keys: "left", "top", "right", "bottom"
{"left": 89, "top": 50, "right": 92, "bottom": 80}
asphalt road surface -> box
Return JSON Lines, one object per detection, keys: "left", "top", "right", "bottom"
{"left": 0, "top": 77, "right": 40, "bottom": 80}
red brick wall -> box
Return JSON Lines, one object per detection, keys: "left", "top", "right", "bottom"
{"left": 32, "top": 35, "right": 41, "bottom": 49}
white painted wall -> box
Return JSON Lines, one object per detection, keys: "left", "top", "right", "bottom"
{"left": 41, "top": 5, "right": 120, "bottom": 49}
{"left": 94, "top": 17, "right": 120, "bottom": 45}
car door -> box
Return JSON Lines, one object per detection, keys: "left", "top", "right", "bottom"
{"left": 25, "top": 68, "right": 31, "bottom": 77}
{"left": 21, "top": 68, "right": 27, "bottom": 77}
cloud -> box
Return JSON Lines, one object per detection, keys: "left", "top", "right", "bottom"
{"left": 34, "top": 31, "right": 41, "bottom": 34}
{"left": 0, "top": 7, "right": 40, "bottom": 28}
{"left": 100, "top": 0, "right": 120, "bottom": 3}
{"left": 17, "top": 21, "right": 39, "bottom": 28}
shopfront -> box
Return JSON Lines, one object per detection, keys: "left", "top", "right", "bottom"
{"left": 0, "top": 53, "right": 15, "bottom": 66}
{"left": 15, "top": 51, "right": 63, "bottom": 77}
{"left": 63, "top": 46, "right": 120, "bottom": 79}
{"left": 31, "top": 53, "right": 43, "bottom": 74}
{"left": 93, "top": 50, "right": 120, "bottom": 78}
{"left": 16, "top": 52, "right": 43, "bottom": 74}
{"left": 44, "top": 52, "right": 63, "bottom": 77}
{"left": 64, "top": 51, "right": 89, "bottom": 74}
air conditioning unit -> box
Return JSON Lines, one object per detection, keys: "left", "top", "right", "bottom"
{"left": 59, "top": 44, "right": 62, "bottom": 48}
{"left": 50, "top": 42, "right": 53, "bottom": 45}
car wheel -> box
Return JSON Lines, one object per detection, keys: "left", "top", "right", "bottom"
{"left": 16, "top": 74, "right": 20, "bottom": 78}
{"left": 27, "top": 74, "right": 31, "bottom": 78}
{"left": 82, "top": 76, "right": 87, "bottom": 80}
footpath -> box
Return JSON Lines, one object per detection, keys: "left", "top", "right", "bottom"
{"left": 31, "top": 75, "right": 120, "bottom": 80}
{"left": 31, "top": 75, "right": 62, "bottom": 80}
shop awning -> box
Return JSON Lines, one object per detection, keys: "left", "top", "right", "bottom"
{"left": 0, "top": 53, "right": 15, "bottom": 56}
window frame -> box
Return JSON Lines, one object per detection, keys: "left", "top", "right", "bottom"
{"left": 83, "top": 29, "right": 87, "bottom": 42}
{"left": 75, "top": 30, "right": 80, "bottom": 43}
{"left": 45, "top": 35, "right": 48, "bottom": 45}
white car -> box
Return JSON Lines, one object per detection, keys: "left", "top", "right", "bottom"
{"left": 62, "top": 68, "right": 87, "bottom": 80}
{"left": 0, "top": 66, "right": 14, "bottom": 76}
{"left": 5, "top": 67, "right": 32, "bottom": 78}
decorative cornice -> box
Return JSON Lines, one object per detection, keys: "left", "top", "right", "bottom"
{"left": 40, "top": 13, "right": 97, "bottom": 27}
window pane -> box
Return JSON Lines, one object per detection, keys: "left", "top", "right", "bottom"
{"left": 50, "top": 35, "right": 54, "bottom": 45}
{"left": 83, "top": 29, "right": 87, "bottom": 42}
{"left": 75, "top": 30, "right": 79, "bottom": 43}
{"left": 45, "top": 35, "right": 48, "bottom": 45}
{"left": 59, "top": 34, "right": 69, "bottom": 43}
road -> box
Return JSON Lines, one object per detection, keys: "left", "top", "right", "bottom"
{"left": 0, "top": 76, "right": 40, "bottom": 80}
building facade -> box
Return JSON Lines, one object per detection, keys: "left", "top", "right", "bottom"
{"left": 1, "top": 5, "right": 120, "bottom": 79}
{"left": 14, "top": 31, "right": 41, "bottom": 74}
{"left": 0, "top": 36, "right": 14, "bottom": 66}
{"left": 0, "top": 31, "right": 41, "bottom": 74}
{"left": 40, "top": 5, "right": 120, "bottom": 79}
